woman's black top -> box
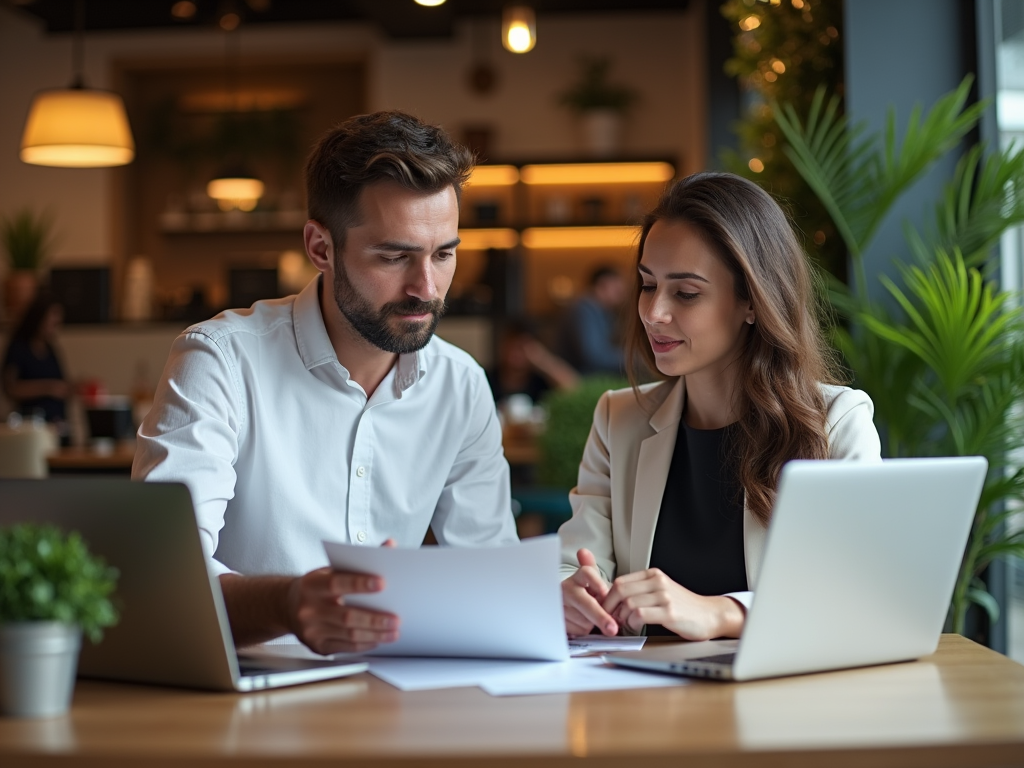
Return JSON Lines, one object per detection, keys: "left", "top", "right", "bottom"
{"left": 1, "top": 338, "right": 67, "bottom": 422}
{"left": 646, "top": 420, "right": 747, "bottom": 636}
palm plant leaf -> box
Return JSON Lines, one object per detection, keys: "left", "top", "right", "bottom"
{"left": 967, "top": 578, "right": 1001, "bottom": 623}
{"left": 773, "top": 76, "right": 983, "bottom": 296}
{"left": 861, "top": 251, "right": 1020, "bottom": 399}
{"left": 925, "top": 143, "right": 1024, "bottom": 264}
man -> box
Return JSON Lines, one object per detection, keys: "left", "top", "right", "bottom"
{"left": 557, "top": 266, "right": 627, "bottom": 376}
{"left": 133, "top": 111, "right": 518, "bottom": 656}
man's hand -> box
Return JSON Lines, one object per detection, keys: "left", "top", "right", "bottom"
{"left": 561, "top": 548, "right": 619, "bottom": 637}
{"left": 220, "top": 539, "right": 401, "bottom": 654}
{"left": 285, "top": 567, "right": 399, "bottom": 655}
{"left": 601, "top": 568, "right": 745, "bottom": 640}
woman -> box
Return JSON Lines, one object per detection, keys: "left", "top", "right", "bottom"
{"left": 559, "top": 172, "right": 881, "bottom": 640}
{"left": 2, "top": 288, "right": 71, "bottom": 441}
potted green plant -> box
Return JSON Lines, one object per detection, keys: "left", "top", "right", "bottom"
{"left": 1, "top": 208, "right": 54, "bottom": 323}
{"left": 772, "top": 75, "right": 1024, "bottom": 638}
{"left": 0, "top": 523, "right": 118, "bottom": 717}
{"left": 559, "top": 57, "right": 638, "bottom": 158}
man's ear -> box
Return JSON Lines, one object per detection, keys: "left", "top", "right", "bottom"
{"left": 304, "top": 220, "right": 334, "bottom": 274}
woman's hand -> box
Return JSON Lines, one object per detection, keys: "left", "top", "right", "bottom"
{"left": 561, "top": 548, "right": 619, "bottom": 637}
{"left": 602, "top": 568, "right": 745, "bottom": 640}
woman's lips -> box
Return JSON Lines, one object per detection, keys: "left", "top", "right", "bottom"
{"left": 649, "top": 335, "right": 682, "bottom": 354}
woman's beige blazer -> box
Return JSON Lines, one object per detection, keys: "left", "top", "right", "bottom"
{"left": 558, "top": 377, "right": 883, "bottom": 605}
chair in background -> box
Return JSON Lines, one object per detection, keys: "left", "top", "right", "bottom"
{"left": 0, "top": 418, "right": 57, "bottom": 478}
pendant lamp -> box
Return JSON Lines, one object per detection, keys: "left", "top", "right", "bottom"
{"left": 20, "top": 0, "right": 134, "bottom": 168}
{"left": 207, "top": 26, "right": 264, "bottom": 212}
{"left": 207, "top": 171, "right": 265, "bottom": 212}
{"left": 502, "top": 6, "right": 536, "bottom": 54}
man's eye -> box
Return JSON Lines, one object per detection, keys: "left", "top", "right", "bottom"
{"left": 436, "top": 251, "right": 455, "bottom": 260}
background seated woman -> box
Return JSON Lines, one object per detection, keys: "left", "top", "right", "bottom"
{"left": 559, "top": 172, "right": 882, "bottom": 640}
{"left": 2, "top": 288, "right": 72, "bottom": 444}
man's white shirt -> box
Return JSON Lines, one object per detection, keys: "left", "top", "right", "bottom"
{"left": 133, "top": 276, "right": 519, "bottom": 576}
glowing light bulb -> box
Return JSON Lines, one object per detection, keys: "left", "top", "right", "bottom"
{"left": 502, "top": 7, "right": 536, "bottom": 54}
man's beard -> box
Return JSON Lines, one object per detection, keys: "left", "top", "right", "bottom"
{"left": 333, "top": 257, "right": 447, "bottom": 355}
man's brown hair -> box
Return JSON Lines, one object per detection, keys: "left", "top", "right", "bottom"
{"left": 305, "top": 110, "right": 474, "bottom": 249}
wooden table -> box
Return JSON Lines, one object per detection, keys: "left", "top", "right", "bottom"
{"left": 47, "top": 442, "right": 136, "bottom": 474}
{"left": 2, "top": 635, "right": 1023, "bottom": 767}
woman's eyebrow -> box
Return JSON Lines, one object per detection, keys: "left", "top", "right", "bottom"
{"left": 638, "top": 264, "right": 709, "bottom": 282}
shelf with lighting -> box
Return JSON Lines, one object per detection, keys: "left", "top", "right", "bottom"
{"left": 458, "top": 159, "right": 675, "bottom": 233}
{"left": 454, "top": 159, "right": 675, "bottom": 316}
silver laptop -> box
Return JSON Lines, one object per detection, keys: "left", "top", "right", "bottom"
{"left": 0, "top": 478, "right": 367, "bottom": 691}
{"left": 605, "top": 456, "right": 988, "bottom": 681}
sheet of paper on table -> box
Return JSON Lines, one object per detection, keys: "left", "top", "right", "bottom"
{"left": 323, "top": 534, "right": 568, "bottom": 661}
{"left": 569, "top": 635, "right": 646, "bottom": 656}
{"left": 362, "top": 654, "right": 687, "bottom": 695}
{"left": 480, "top": 656, "right": 689, "bottom": 696}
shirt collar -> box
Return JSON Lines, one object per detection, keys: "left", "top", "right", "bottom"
{"left": 293, "top": 275, "right": 427, "bottom": 393}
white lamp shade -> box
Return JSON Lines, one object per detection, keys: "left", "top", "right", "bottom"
{"left": 21, "top": 88, "right": 135, "bottom": 168}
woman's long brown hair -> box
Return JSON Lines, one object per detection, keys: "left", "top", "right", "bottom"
{"left": 625, "top": 172, "right": 842, "bottom": 525}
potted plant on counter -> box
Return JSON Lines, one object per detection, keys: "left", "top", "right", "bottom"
{"left": 0, "top": 523, "right": 118, "bottom": 718}
{"left": 1, "top": 208, "right": 53, "bottom": 323}
{"left": 559, "top": 57, "right": 638, "bottom": 158}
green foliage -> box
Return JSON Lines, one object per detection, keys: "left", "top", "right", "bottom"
{"left": 1, "top": 208, "right": 53, "bottom": 271}
{"left": 537, "top": 376, "right": 629, "bottom": 489}
{"left": 720, "top": 0, "right": 845, "bottom": 281}
{"left": 0, "top": 524, "right": 119, "bottom": 644}
{"left": 773, "top": 77, "right": 984, "bottom": 297}
{"left": 558, "top": 57, "right": 637, "bottom": 114}
{"left": 773, "top": 74, "right": 1024, "bottom": 637}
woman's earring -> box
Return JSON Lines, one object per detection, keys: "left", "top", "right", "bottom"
{"left": 746, "top": 317, "right": 755, "bottom": 325}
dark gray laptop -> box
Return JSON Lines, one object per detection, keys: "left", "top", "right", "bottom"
{"left": 605, "top": 457, "right": 988, "bottom": 681}
{"left": 0, "top": 478, "right": 367, "bottom": 691}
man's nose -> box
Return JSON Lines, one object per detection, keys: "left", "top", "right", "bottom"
{"left": 406, "top": 259, "right": 437, "bottom": 302}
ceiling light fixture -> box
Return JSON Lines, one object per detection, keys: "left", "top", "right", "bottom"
{"left": 207, "top": 26, "right": 264, "bottom": 212}
{"left": 414, "top": 0, "right": 447, "bottom": 6}
{"left": 502, "top": 6, "right": 536, "bottom": 54}
{"left": 20, "top": 0, "right": 135, "bottom": 168}
{"left": 207, "top": 172, "right": 266, "bottom": 212}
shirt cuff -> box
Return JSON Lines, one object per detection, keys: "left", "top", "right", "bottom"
{"left": 206, "top": 557, "right": 237, "bottom": 578}
{"left": 723, "top": 591, "right": 753, "bottom": 612}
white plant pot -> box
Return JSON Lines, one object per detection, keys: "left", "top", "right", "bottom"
{"left": 581, "top": 109, "right": 625, "bottom": 158}
{"left": 0, "top": 622, "right": 81, "bottom": 718}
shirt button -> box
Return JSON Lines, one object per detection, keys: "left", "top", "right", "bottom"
{"left": 356, "top": 466, "right": 366, "bottom": 478}
{"left": 356, "top": 531, "right": 367, "bottom": 543}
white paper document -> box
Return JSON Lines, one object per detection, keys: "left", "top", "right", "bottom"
{"left": 480, "top": 657, "right": 689, "bottom": 696}
{"left": 365, "top": 657, "right": 556, "bottom": 691}
{"left": 323, "top": 535, "right": 568, "bottom": 661}
{"left": 568, "top": 635, "right": 647, "bottom": 656}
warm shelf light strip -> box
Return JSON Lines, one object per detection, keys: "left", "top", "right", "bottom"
{"left": 520, "top": 162, "right": 675, "bottom": 185}
{"left": 521, "top": 226, "right": 639, "bottom": 249}
{"left": 466, "top": 165, "right": 520, "bottom": 186}
{"left": 457, "top": 228, "right": 520, "bottom": 250}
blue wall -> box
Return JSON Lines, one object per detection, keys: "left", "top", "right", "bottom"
{"left": 844, "top": 0, "right": 973, "bottom": 300}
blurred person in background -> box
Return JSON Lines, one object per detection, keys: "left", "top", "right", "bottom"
{"left": 557, "top": 265, "right": 627, "bottom": 376}
{"left": 1, "top": 288, "right": 71, "bottom": 443}
{"left": 488, "top": 317, "right": 579, "bottom": 406}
